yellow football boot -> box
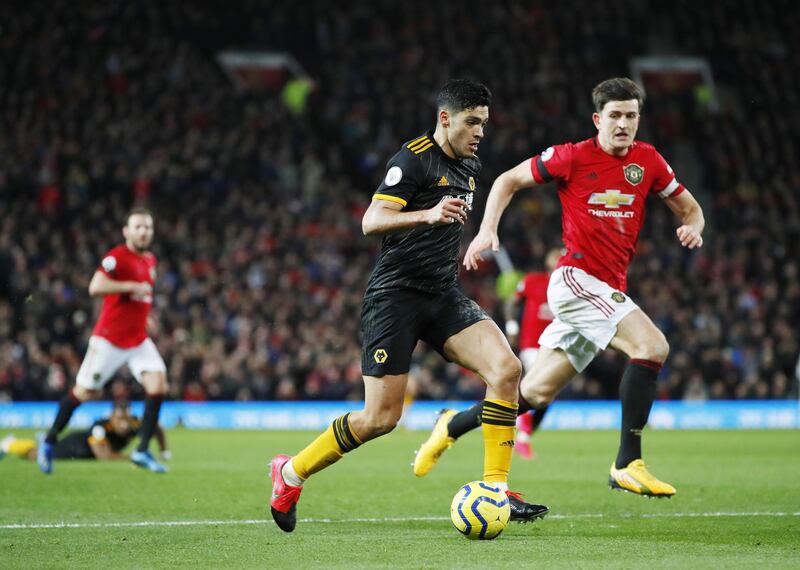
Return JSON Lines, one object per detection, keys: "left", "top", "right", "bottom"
{"left": 413, "top": 409, "right": 458, "bottom": 477}
{"left": 609, "top": 459, "right": 676, "bottom": 497}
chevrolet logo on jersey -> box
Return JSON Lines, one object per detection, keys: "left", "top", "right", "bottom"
{"left": 587, "top": 189, "right": 635, "bottom": 209}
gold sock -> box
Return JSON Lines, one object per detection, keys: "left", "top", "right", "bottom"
{"left": 292, "top": 413, "right": 362, "bottom": 480}
{"left": 481, "top": 399, "right": 518, "bottom": 483}
{"left": 9, "top": 438, "right": 36, "bottom": 458}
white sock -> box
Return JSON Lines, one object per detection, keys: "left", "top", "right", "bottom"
{"left": 1, "top": 435, "right": 15, "bottom": 453}
{"left": 281, "top": 459, "right": 305, "bottom": 487}
{"left": 494, "top": 481, "right": 509, "bottom": 492}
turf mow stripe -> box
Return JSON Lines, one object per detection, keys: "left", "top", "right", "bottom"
{"left": 2, "top": 511, "right": 798, "bottom": 530}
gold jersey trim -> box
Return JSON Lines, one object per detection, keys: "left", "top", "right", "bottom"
{"left": 373, "top": 193, "right": 407, "bottom": 207}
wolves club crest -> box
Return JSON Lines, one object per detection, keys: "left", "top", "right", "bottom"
{"left": 373, "top": 348, "right": 388, "bottom": 364}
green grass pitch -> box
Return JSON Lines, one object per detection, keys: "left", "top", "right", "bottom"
{"left": 1, "top": 427, "right": 798, "bottom": 569}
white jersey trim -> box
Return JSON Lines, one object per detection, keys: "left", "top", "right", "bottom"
{"left": 658, "top": 178, "right": 680, "bottom": 198}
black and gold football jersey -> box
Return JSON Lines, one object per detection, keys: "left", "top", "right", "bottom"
{"left": 365, "top": 131, "right": 481, "bottom": 296}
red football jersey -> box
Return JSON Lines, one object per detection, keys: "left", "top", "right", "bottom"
{"left": 516, "top": 272, "right": 553, "bottom": 350}
{"left": 92, "top": 244, "right": 156, "bottom": 348}
{"left": 531, "top": 138, "right": 684, "bottom": 291}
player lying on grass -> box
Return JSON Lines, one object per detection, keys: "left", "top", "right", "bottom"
{"left": 2, "top": 402, "right": 169, "bottom": 464}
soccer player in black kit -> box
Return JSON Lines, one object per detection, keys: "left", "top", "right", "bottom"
{"left": 1, "top": 402, "right": 168, "bottom": 462}
{"left": 269, "top": 79, "right": 547, "bottom": 533}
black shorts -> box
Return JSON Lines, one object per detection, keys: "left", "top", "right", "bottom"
{"left": 54, "top": 432, "right": 94, "bottom": 460}
{"left": 360, "top": 287, "right": 490, "bottom": 376}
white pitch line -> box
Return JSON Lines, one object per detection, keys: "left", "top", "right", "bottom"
{"left": 1, "top": 511, "right": 798, "bottom": 530}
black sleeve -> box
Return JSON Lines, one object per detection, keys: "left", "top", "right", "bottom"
{"left": 373, "top": 149, "right": 425, "bottom": 208}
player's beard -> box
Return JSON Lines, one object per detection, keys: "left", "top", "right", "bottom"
{"left": 446, "top": 129, "right": 473, "bottom": 159}
{"left": 132, "top": 236, "right": 152, "bottom": 252}
{"left": 455, "top": 137, "right": 475, "bottom": 159}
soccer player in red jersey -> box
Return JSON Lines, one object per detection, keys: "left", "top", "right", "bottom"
{"left": 38, "top": 207, "right": 169, "bottom": 474}
{"left": 416, "top": 78, "right": 705, "bottom": 497}
{"left": 505, "top": 247, "right": 561, "bottom": 459}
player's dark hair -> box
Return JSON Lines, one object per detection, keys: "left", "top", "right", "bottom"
{"left": 124, "top": 206, "right": 153, "bottom": 225}
{"left": 592, "top": 78, "right": 645, "bottom": 113}
{"left": 436, "top": 79, "right": 492, "bottom": 113}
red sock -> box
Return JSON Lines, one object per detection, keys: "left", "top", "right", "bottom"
{"left": 517, "top": 411, "right": 533, "bottom": 435}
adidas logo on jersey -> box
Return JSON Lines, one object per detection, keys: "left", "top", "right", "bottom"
{"left": 437, "top": 176, "right": 449, "bottom": 186}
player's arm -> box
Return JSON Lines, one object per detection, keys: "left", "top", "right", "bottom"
{"left": 89, "top": 440, "right": 127, "bottom": 461}
{"left": 362, "top": 197, "right": 469, "bottom": 236}
{"left": 664, "top": 189, "right": 705, "bottom": 249}
{"left": 364, "top": 147, "right": 470, "bottom": 235}
{"left": 464, "top": 159, "right": 539, "bottom": 270}
{"left": 88, "top": 270, "right": 152, "bottom": 298}
{"left": 147, "top": 314, "right": 161, "bottom": 335}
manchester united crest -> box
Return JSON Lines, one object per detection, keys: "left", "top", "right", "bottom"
{"left": 623, "top": 163, "right": 644, "bottom": 186}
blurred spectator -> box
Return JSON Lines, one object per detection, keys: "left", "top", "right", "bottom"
{"left": 0, "top": 0, "right": 797, "bottom": 402}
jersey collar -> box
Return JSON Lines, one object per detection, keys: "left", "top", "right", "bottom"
{"left": 593, "top": 136, "right": 637, "bottom": 159}
{"left": 428, "top": 130, "right": 462, "bottom": 163}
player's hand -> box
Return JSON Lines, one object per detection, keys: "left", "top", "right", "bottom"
{"left": 129, "top": 281, "right": 153, "bottom": 297}
{"left": 147, "top": 315, "right": 161, "bottom": 335}
{"left": 676, "top": 225, "right": 703, "bottom": 249}
{"left": 427, "top": 198, "right": 469, "bottom": 226}
{"left": 463, "top": 228, "right": 499, "bottom": 271}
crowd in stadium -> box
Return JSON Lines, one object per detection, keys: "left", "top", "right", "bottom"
{"left": 1, "top": 0, "right": 798, "bottom": 403}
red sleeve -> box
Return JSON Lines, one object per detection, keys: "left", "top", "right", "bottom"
{"left": 651, "top": 150, "right": 685, "bottom": 198}
{"left": 515, "top": 275, "right": 529, "bottom": 299}
{"left": 530, "top": 143, "right": 574, "bottom": 185}
{"left": 98, "top": 248, "right": 121, "bottom": 278}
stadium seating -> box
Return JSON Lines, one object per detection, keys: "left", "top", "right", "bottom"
{"left": 0, "top": 0, "right": 797, "bottom": 402}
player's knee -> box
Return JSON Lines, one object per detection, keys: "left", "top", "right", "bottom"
{"left": 361, "top": 409, "right": 401, "bottom": 438}
{"left": 74, "top": 386, "right": 100, "bottom": 402}
{"left": 654, "top": 336, "right": 670, "bottom": 363}
{"left": 142, "top": 372, "right": 168, "bottom": 395}
{"left": 644, "top": 334, "right": 669, "bottom": 363}
{"left": 489, "top": 353, "right": 522, "bottom": 388}
{"left": 151, "top": 380, "right": 169, "bottom": 396}
{"left": 629, "top": 331, "right": 669, "bottom": 364}
{"left": 521, "top": 382, "right": 555, "bottom": 408}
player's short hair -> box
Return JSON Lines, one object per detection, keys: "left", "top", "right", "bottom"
{"left": 124, "top": 206, "right": 153, "bottom": 226}
{"left": 592, "top": 78, "right": 645, "bottom": 113}
{"left": 436, "top": 79, "right": 492, "bottom": 113}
